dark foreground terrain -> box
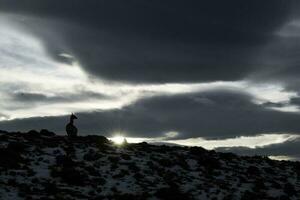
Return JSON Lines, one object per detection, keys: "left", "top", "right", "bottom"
{"left": 0, "top": 130, "right": 299, "bottom": 200}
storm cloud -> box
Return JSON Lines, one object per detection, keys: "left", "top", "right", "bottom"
{"left": 0, "top": 0, "right": 298, "bottom": 83}
{"left": 1, "top": 90, "right": 300, "bottom": 139}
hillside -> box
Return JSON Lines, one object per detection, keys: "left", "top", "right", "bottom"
{"left": 0, "top": 130, "right": 299, "bottom": 200}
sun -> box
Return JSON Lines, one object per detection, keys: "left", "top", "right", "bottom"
{"left": 111, "top": 136, "right": 126, "bottom": 145}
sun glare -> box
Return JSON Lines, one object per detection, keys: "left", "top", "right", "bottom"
{"left": 111, "top": 136, "right": 126, "bottom": 145}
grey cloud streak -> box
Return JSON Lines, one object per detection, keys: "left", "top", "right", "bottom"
{"left": 12, "top": 91, "right": 111, "bottom": 103}
{"left": 1, "top": 90, "right": 300, "bottom": 139}
{"left": 216, "top": 137, "right": 300, "bottom": 160}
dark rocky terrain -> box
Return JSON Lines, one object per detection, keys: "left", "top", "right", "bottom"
{"left": 0, "top": 130, "right": 300, "bottom": 200}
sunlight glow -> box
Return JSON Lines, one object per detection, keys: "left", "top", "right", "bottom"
{"left": 268, "top": 155, "right": 298, "bottom": 161}
{"left": 165, "top": 134, "right": 299, "bottom": 149}
{"left": 110, "top": 136, "right": 126, "bottom": 145}
{"left": 108, "top": 133, "right": 300, "bottom": 152}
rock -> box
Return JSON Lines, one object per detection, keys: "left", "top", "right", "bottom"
{"left": 7, "top": 142, "right": 27, "bottom": 153}
{"left": 27, "top": 130, "right": 40, "bottom": 137}
{"left": 56, "top": 155, "right": 75, "bottom": 168}
{"left": 155, "top": 185, "right": 192, "bottom": 200}
{"left": 0, "top": 142, "right": 26, "bottom": 169}
{"left": 0, "top": 130, "right": 8, "bottom": 134}
{"left": 60, "top": 167, "right": 87, "bottom": 186}
{"left": 40, "top": 129, "right": 56, "bottom": 137}
{"left": 83, "top": 149, "right": 102, "bottom": 161}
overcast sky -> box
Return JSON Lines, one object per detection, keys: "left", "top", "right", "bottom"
{"left": 0, "top": 0, "right": 300, "bottom": 160}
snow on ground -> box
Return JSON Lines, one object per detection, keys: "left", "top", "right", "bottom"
{"left": 0, "top": 130, "right": 300, "bottom": 199}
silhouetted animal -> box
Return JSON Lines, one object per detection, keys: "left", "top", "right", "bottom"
{"left": 66, "top": 113, "right": 78, "bottom": 138}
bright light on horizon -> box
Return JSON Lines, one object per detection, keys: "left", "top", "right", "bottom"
{"left": 165, "top": 133, "right": 299, "bottom": 149}
{"left": 106, "top": 133, "right": 300, "bottom": 160}
{"left": 110, "top": 135, "right": 126, "bottom": 145}
{"left": 107, "top": 133, "right": 299, "bottom": 150}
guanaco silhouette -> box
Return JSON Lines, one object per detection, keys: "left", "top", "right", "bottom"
{"left": 66, "top": 113, "right": 78, "bottom": 138}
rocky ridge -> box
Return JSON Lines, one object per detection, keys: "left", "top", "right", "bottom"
{"left": 0, "top": 130, "right": 300, "bottom": 200}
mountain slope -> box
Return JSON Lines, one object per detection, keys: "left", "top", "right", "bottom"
{"left": 0, "top": 130, "right": 299, "bottom": 200}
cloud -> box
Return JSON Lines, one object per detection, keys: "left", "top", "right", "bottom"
{"left": 0, "top": 21, "right": 296, "bottom": 121}
{"left": 1, "top": 89, "right": 300, "bottom": 139}
{"left": 216, "top": 137, "right": 300, "bottom": 160}
{"left": 12, "top": 92, "right": 49, "bottom": 102}
{"left": 0, "top": 20, "right": 126, "bottom": 119}
{"left": 165, "top": 134, "right": 299, "bottom": 149}
{"left": 0, "top": 0, "right": 296, "bottom": 83}
{"left": 0, "top": 19, "right": 298, "bottom": 135}
{"left": 244, "top": 16, "right": 300, "bottom": 96}
{"left": 12, "top": 91, "right": 111, "bottom": 103}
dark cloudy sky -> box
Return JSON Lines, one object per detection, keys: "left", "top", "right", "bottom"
{"left": 1, "top": 0, "right": 300, "bottom": 160}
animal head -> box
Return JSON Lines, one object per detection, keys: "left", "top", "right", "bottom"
{"left": 70, "top": 113, "right": 78, "bottom": 120}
